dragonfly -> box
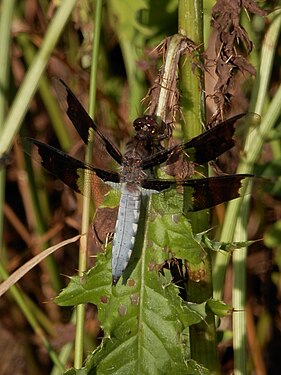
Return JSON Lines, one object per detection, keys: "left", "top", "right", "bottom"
{"left": 22, "top": 79, "right": 252, "bottom": 285}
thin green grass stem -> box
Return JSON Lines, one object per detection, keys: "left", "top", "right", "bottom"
{"left": 74, "top": 0, "right": 103, "bottom": 369}
{"left": 23, "top": 147, "right": 61, "bottom": 292}
{"left": 213, "top": 11, "right": 281, "bottom": 300}
{"left": 0, "top": 4, "right": 63, "bottom": 366}
{"left": 120, "top": 38, "right": 144, "bottom": 120}
{"left": 0, "top": 0, "right": 16, "bottom": 270}
{"left": 213, "top": 13, "right": 281, "bottom": 370}
{"left": 232, "top": 194, "right": 250, "bottom": 375}
{"left": 51, "top": 313, "right": 76, "bottom": 375}
{"left": 250, "top": 10, "right": 281, "bottom": 115}
{"left": 0, "top": 0, "right": 77, "bottom": 157}
{"left": 213, "top": 86, "right": 281, "bottom": 299}
{"left": 213, "top": 98, "right": 279, "bottom": 306}
{"left": 17, "top": 33, "right": 72, "bottom": 151}
{"left": 0, "top": 0, "right": 15, "bottom": 121}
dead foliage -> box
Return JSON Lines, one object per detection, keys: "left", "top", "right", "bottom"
{"left": 210, "top": 0, "right": 268, "bottom": 121}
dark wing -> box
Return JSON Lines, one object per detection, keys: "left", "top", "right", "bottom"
{"left": 21, "top": 138, "right": 120, "bottom": 195}
{"left": 142, "top": 174, "right": 252, "bottom": 212}
{"left": 141, "top": 113, "right": 247, "bottom": 170}
{"left": 54, "top": 78, "right": 123, "bottom": 165}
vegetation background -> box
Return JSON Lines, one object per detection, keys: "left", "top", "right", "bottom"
{"left": 0, "top": 0, "right": 280, "bottom": 374}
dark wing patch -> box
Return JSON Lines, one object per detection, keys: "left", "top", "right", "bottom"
{"left": 182, "top": 113, "right": 246, "bottom": 165}
{"left": 21, "top": 137, "right": 120, "bottom": 195}
{"left": 141, "top": 113, "right": 248, "bottom": 170}
{"left": 54, "top": 78, "right": 123, "bottom": 165}
{"left": 181, "top": 174, "right": 252, "bottom": 211}
{"left": 142, "top": 174, "right": 252, "bottom": 212}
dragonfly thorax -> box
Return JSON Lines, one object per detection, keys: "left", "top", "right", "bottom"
{"left": 121, "top": 152, "right": 147, "bottom": 184}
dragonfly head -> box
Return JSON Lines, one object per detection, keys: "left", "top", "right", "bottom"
{"left": 133, "top": 115, "right": 168, "bottom": 141}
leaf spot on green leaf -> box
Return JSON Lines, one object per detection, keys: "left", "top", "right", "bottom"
{"left": 127, "top": 278, "right": 136, "bottom": 287}
{"left": 171, "top": 214, "right": 181, "bottom": 224}
{"left": 130, "top": 293, "right": 139, "bottom": 305}
{"left": 148, "top": 260, "right": 156, "bottom": 271}
{"left": 118, "top": 304, "right": 127, "bottom": 317}
{"left": 100, "top": 295, "right": 109, "bottom": 304}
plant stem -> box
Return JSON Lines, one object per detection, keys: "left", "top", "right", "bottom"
{"left": 74, "top": 0, "right": 103, "bottom": 369}
{"left": 0, "top": 0, "right": 77, "bottom": 157}
{"left": 17, "top": 34, "right": 72, "bottom": 150}
{"left": 213, "top": 9, "right": 281, "bottom": 300}
{"left": 178, "top": 0, "right": 205, "bottom": 138}
{"left": 179, "top": 0, "right": 219, "bottom": 373}
{"left": 212, "top": 10, "right": 281, "bottom": 373}
{"left": 0, "top": 0, "right": 16, "bottom": 272}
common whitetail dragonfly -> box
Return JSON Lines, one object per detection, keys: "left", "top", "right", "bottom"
{"left": 22, "top": 79, "right": 252, "bottom": 284}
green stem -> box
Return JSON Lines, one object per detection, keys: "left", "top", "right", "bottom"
{"left": 179, "top": 1, "right": 219, "bottom": 373}
{"left": 213, "top": 10, "right": 281, "bottom": 373}
{"left": 232, "top": 196, "right": 250, "bottom": 375}
{"left": 74, "top": 0, "right": 103, "bottom": 369}
{"left": 0, "top": 0, "right": 77, "bottom": 156}
{"left": 17, "top": 34, "right": 72, "bottom": 150}
{"left": 213, "top": 9, "right": 281, "bottom": 300}
{"left": 120, "top": 38, "right": 144, "bottom": 120}
{"left": 0, "top": 0, "right": 16, "bottom": 274}
{"left": 178, "top": 0, "right": 205, "bottom": 139}
{"left": 213, "top": 85, "right": 281, "bottom": 302}
{"left": 22, "top": 152, "right": 61, "bottom": 292}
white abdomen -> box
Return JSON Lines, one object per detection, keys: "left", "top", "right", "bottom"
{"left": 112, "top": 183, "right": 141, "bottom": 284}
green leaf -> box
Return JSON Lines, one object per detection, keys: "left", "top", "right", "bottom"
{"left": 55, "top": 250, "right": 112, "bottom": 321}
{"left": 58, "top": 248, "right": 208, "bottom": 373}
{"left": 101, "top": 190, "right": 121, "bottom": 208}
{"left": 207, "top": 299, "right": 232, "bottom": 317}
{"left": 57, "top": 179, "right": 217, "bottom": 373}
{"left": 56, "top": 193, "right": 211, "bottom": 373}
{"left": 147, "top": 193, "right": 205, "bottom": 264}
{"left": 199, "top": 234, "right": 258, "bottom": 253}
{"left": 64, "top": 368, "right": 87, "bottom": 375}
{"left": 108, "top": 0, "right": 150, "bottom": 40}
